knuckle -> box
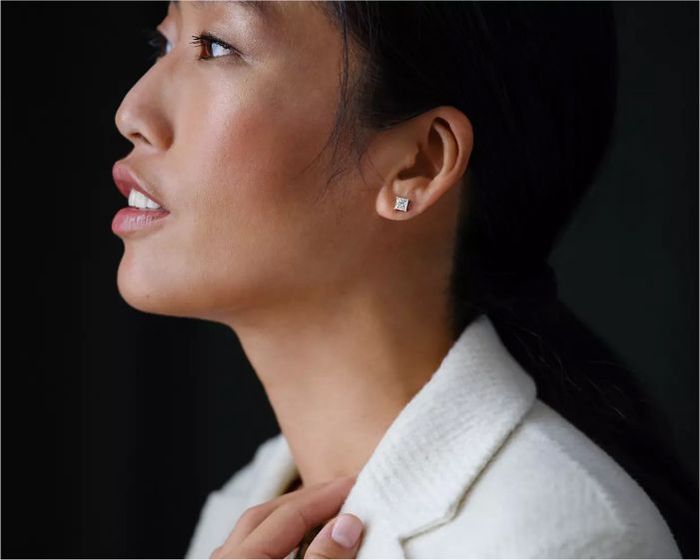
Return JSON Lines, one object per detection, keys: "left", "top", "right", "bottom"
{"left": 230, "top": 504, "right": 269, "bottom": 539}
{"left": 237, "top": 503, "right": 268, "bottom": 527}
{"left": 241, "top": 503, "right": 267, "bottom": 519}
{"left": 278, "top": 502, "right": 312, "bottom": 534}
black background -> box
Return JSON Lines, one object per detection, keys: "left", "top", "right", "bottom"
{"left": 1, "top": 2, "right": 697, "bottom": 558}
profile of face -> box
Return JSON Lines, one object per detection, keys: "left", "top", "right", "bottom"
{"left": 113, "top": 1, "right": 471, "bottom": 326}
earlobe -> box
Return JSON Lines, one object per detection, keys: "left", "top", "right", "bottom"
{"left": 374, "top": 147, "right": 427, "bottom": 221}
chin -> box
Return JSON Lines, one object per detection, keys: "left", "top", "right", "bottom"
{"left": 115, "top": 255, "right": 189, "bottom": 318}
{"left": 115, "top": 254, "right": 251, "bottom": 323}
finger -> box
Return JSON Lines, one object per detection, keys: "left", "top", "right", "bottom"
{"left": 226, "top": 475, "right": 356, "bottom": 544}
{"left": 241, "top": 476, "right": 356, "bottom": 558}
{"left": 303, "top": 514, "right": 364, "bottom": 559}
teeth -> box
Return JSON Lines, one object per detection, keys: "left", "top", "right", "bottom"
{"left": 128, "top": 188, "right": 162, "bottom": 210}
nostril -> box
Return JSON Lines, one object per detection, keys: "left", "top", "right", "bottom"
{"left": 131, "top": 131, "right": 149, "bottom": 145}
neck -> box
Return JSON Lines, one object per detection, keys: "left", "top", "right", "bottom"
{"left": 225, "top": 280, "right": 455, "bottom": 489}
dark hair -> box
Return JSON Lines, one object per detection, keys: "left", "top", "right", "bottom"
{"left": 316, "top": 2, "right": 698, "bottom": 557}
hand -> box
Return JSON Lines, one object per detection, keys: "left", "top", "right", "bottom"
{"left": 210, "top": 475, "right": 365, "bottom": 559}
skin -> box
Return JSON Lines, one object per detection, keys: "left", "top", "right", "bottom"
{"left": 114, "top": 0, "right": 473, "bottom": 557}
{"left": 211, "top": 476, "right": 363, "bottom": 559}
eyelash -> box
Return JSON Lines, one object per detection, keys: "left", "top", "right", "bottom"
{"left": 143, "top": 28, "right": 241, "bottom": 62}
{"left": 190, "top": 32, "right": 241, "bottom": 61}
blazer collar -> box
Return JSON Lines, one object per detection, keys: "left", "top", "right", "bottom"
{"left": 261, "top": 314, "right": 537, "bottom": 557}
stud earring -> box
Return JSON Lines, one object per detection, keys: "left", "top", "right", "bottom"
{"left": 393, "top": 196, "right": 410, "bottom": 212}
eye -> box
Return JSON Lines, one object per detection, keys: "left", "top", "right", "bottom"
{"left": 143, "top": 28, "right": 173, "bottom": 62}
{"left": 190, "top": 32, "right": 241, "bottom": 60}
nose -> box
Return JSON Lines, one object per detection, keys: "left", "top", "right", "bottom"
{"left": 114, "top": 63, "right": 174, "bottom": 151}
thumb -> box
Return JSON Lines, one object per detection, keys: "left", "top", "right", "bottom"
{"left": 303, "top": 513, "right": 364, "bottom": 559}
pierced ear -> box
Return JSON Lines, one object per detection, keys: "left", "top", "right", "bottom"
{"left": 374, "top": 107, "right": 473, "bottom": 222}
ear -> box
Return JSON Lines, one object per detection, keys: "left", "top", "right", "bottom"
{"left": 371, "top": 106, "right": 473, "bottom": 221}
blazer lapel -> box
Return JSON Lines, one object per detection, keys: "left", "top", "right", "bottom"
{"left": 336, "top": 314, "right": 538, "bottom": 557}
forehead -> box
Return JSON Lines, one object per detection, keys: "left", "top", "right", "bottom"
{"left": 170, "top": 1, "right": 268, "bottom": 13}
{"left": 168, "top": 0, "right": 304, "bottom": 26}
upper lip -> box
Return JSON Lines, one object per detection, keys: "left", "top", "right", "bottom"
{"left": 112, "top": 161, "right": 168, "bottom": 211}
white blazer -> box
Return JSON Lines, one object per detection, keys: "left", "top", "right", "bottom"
{"left": 185, "top": 314, "right": 681, "bottom": 559}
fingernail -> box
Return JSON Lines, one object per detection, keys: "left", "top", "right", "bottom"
{"left": 331, "top": 514, "right": 363, "bottom": 548}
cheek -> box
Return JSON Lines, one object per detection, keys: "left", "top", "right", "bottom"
{"left": 141, "top": 94, "right": 339, "bottom": 314}
{"left": 183, "top": 100, "right": 321, "bottom": 251}
{"left": 117, "top": 56, "right": 356, "bottom": 319}
{"left": 183, "top": 83, "right": 330, "bottom": 208}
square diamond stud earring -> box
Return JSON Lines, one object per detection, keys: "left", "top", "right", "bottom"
{"left": 394, "top": 196, "right": 410, "bottom": 212}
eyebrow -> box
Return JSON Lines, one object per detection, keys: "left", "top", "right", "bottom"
{"left": 169, "top": 0, "right": 274, "bottom": 20}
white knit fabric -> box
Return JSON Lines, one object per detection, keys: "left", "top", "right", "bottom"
{"left": 184, "top": 314, "right": 681, "bottom": 559}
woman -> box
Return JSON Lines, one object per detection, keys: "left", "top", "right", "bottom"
{"left": 111, "top": 1, "right": 695, "bottom": 558}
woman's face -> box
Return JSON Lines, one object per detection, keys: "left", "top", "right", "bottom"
{"left": 114, "top": 1, "right": 378, "bottom": 322}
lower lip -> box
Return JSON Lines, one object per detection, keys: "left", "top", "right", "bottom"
{"left": 112, "top": 207, "right": 170, "bottom": 237}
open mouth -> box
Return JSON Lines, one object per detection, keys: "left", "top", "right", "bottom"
{"left": 111, "top": 161, "right": 171, "bottom": 237}
{"left": 112, "top": 188, "right": 171, "bottom": 237}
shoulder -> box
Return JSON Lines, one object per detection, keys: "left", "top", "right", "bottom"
{"left": 404, "top": 399, "right": 682, "bottom": 558}
{"left": 184, "top": 433, "right": 288, "bottom": 559}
